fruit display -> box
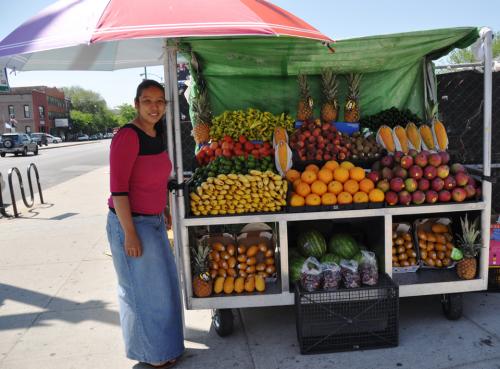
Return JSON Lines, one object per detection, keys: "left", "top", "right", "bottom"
{"left": 189, "top": 171, "right": 287, "bottom": 216}
{"left": 328, "top": 233, "right": 361, "bottom": 260}
{"left": 209, "top": 239, "right": 238, "bottom": 280}
{"left": 371, "top": 151, "right": 481, "bottom": 206}
{"left": 360, "top": 106, "right": 422, "bottom": 132}
{"left": 191, "top": 239, "right": 213, "bottom": 297}
{"left": 347, "top": 132, "right": 384, "bottom": 161}
{"left": 210, "top": 108, "right": 294, "bottom": 141}
{"left": 415, "top": 219, "right": 455, "bottom": 268}
{"left": 191, "top": 155, "right": 275, "bottom": 188}
{"left": 344, "top": 73, "right": 362, "bottom": 123}
{"left": 286, "top": 161, "right": 384, "bottom": 208}
{"left": 320, "top": 69, "right": 339, "bottom": 122}
{"left": 191, "top": 88, "right": 212, "bottom": 145}
{"left": 196, "top": 135, "right": 273, "bottom": 165}
{"left": 300, "top": 257, "right": 323, "bottom": 291}
{"left": 235, "top": 240, "right": 276, "bottom": 280}
{"left": 296, "top": 73, "right": 314, "bottom": 121}
{"left": 455, "top": 214, "right": 482, "bottom": 280}
{"left": 297, "top": 230, "right": 327, "bottom": 259}
{"left": 392, "top": 224, "right": 419, "bottom": 270}
{"left": 340, "top": 260, "right": 361, "bottom": 288}
{"left": 274, "top": 141, "right": 293, "bottom": 176}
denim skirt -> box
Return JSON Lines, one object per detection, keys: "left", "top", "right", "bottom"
{"left": 106, "top": 211, "right": 184, "bottom": 363}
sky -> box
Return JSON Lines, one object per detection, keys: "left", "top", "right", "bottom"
{"left": 1, "top": 0, "right": 499, "bottom": 109}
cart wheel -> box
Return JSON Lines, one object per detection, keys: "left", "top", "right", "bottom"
{"left": 212, "top": 309, "right": 233, "bottom": 337}
{"left": 441, "top": 293, "right": 463, "bottom": 320}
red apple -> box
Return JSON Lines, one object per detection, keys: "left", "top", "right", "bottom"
{"left": 398, "top": 190, "right": 412, "bottom": 206}
{"left": 464, "top": 184, "right": 476, "bottom": 199}
{"left": 438, "top": 190, "right": 452, "bottom": 202}
{"left": 377, "top": 179, "right": 390, "bottom": 193}
{"left": 428, "top": 153, "right": 443, "bottom": 167}
{"left": 409, "top": 165, "right": 423, "bottom": 180}
{"left": 450, "top": 163, "right": 466, "bottom": 174}
{"left": 404, "top": 178, "right": 418, "bottom": 193}
{"left": 390, "top": 177, "right": 405, "bottom": 192}
{"left": 394, "top": 151, "right": 404, "bottom": 163}
{"left": 367, "top": 171, "right": 380, "bottom": 183}
{"left": 437, "top": 165, "right": 450, "bottom": 179}
{"left": 408, "top": 149, "right": 418, "bottom": 158}
{"left": 418, "top": 178, "right": 430, "bottom": 192}
{"left": 392, "top": 166, "right": 408, "bottom": 179}
{"left": 455, "top": 171, "right": 469, "bottom": 187}
{"left": 452, "top": 187, "right": 467, "bottom": 202}
{"left": 431, "top": 177, "right": 445, "bottom": 192}
{"left": 412, "top": 190, "right": 426, "bottom": 205}
{"left": 400, "top": 155, "right": 414, "bottom": 169}
{"left": 444, "top": 176, "right": 457, "bottom": 190}
{"left": 385, "top": 191, "right": 399, "bottom": 206}
{"left": 381, "top": 155, "right": 394, "bottom": 168}
{"left": 438, "top": 151, "right": 450, "bottom": 165}
{"left": 425, "top": 190, "right": 439, "bottom": 204}
{"left": 424, "top": 166, "right": 437, "bottom": 180}
{"left": 415, "top": 152, "right": 428, "bottom": 168}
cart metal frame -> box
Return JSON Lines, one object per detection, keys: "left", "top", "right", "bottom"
{"left": 163, "top": 29, "right": 494, "bottom": 313}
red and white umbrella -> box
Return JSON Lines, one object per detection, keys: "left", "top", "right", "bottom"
{"left": 0, "top": 0, "right": 333, "bottom": 71}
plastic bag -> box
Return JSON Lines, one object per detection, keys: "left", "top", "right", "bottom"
{"left": 300, "top": 257, "right": 323, "bottom": 292}
{"left": 340, "top": 259, "right": 361, "bottom": 288}
{"left": 321, "top": 262, "right": 341, "bottom": 290}
{"left": 359, "top": 250, "right": 379, "bottom": 286}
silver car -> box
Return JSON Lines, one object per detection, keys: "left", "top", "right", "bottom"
{"left": 0, "top": 133, "right": 39, "bottom": 157}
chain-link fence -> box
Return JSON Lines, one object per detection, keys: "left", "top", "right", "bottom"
{"left": 437, "top": 68, "right": 500, "bottom": 216}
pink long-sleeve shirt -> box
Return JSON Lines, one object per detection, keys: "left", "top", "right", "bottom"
{"left": 108, "top": 123, "right": 172, "bottom": 215}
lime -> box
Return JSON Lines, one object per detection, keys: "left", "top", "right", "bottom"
{"left": 450, "top": 248, "right": 463, "bottom": 261}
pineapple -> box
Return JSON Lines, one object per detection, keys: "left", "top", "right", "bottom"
{"left": 320, "top": 68, "right": 339, "bottom": 122}
{"left": 344, "top": 73, "right": 362, "bottom": 123}
{"left": 456, "top": 215, "right": 482, "bottom": 280}
{"left": 191, "top": 239, "right": 213, "bottom": 297}
{"left": 296, "top": 73, "right": 313, "bottom": 121}
{"left": 191, "top": 88, "right": 211, "bottom": 145}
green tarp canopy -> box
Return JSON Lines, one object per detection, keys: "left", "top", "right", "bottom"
{"left": 180, "top": 27, "right": 479, "bottom": 122}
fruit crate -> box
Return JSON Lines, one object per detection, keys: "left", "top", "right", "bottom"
{"left": 295, "top": 273, "right": 399, "bottom": 354}
{"left": 488, "top": 267, "right": 500, "bottom": 292}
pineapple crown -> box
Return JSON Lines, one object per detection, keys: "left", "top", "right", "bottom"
{"left": 298, "top": 73, "right": 311, "bottom": 98}
{"left": 456, "top": 214, "right": 482, "bottom": 258}
{"left": 346, "top": 73, "right": 362, "bottom": 99}
{"left": 321, "top": 68, "right": 339, "bottom": 102}
{"left": 191, "top": 238, "right": 211, "bottom": 274}
{"left": 192, "top": 87, "right": 212, "bottom": 124}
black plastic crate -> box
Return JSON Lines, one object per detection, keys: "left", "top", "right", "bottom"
{"left": 295, "top": 273, "right": 399, "bottom": 354}
{"left": 488, "top": 267, "right": 500, "bottom": 292}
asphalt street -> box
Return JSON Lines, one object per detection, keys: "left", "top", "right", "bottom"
{"left": 0, "top": 141, "right": 109, "bottom": 208}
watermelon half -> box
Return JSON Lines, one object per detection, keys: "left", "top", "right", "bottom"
{"left": 328, "top": 233, "right": 360, "bottom": 259}
{"left": 297, "top": 230, "right": 327, "bottom": 259}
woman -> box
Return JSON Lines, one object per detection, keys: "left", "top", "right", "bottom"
{"left": 106, "top": 79, "right": 184, "bottom": 368}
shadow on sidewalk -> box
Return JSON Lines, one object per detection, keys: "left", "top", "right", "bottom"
{"left": 0, "top": 283, "right": 120, "bottom": 329}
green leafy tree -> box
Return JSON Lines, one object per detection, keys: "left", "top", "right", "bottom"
{"left": 70, "top": 110, "right": 93, "bottom": 134}
{"left": 447, "top": 31, "right": 500, "bottom": 64}
{"left": 115, "top": 103, "right": 137, "bottom": 125}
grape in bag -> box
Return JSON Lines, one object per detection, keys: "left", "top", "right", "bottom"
{"left": 359, "top": 250, "right": 379, "bottom": 286}
{"left": 300, "top": 257, "right": 323, "bottom": 292}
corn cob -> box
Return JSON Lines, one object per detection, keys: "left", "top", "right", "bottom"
{"left": 393, "top": 125, "right": 409, "bottom": 154}
{"left": 432, "top": 119, "right": 448, "bottom": 151}
{"left": 274, "top": 141, "right": 292, "bottom": 177}
{"left": 273, "top": 126, "right": 288, "bottom": 148}
{"left": 376, "top": 125, "right": 396, "bottom": 153}
{"left": 419, "top": 124, "right": 435, "bottom": 151}
{"left": 405, "top": 122, "right": 421, "bottom": 151}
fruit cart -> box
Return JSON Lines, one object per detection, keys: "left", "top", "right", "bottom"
{"left": 164, "top": 27, "right": 494, "bottom": 336}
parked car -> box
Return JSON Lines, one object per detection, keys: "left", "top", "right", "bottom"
{"left": 0, "top": 133, "right": 39, "bottom": 157}
{"left": 30, "top": 132, "right": 48, "bottom": 146}
{"left": 45, "top": 134, "right": 63, "bottom": 143}
{"left": 76, "top": 134, "right": 89, "bottom": 141}
{"left": 103, "top": 132, "right": 114, "bottom": 139}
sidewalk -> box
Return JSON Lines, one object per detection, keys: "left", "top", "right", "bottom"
{"left": 38, "top": 140, "right": 100, "bottom": 151}
{"left": 0, "top": 167, "right": 499, "bottom": 369}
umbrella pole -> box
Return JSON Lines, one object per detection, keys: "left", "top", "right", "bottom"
{"left": 164, "top": 39, "right": 191, "bottom": 333}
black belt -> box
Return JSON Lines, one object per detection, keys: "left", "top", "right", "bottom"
{"left": 109, "top": 207, "right": 160, "bottom": 217}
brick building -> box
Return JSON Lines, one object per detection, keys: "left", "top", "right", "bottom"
{"left": 0, "top": 86, "right": 70, "bottom": 136}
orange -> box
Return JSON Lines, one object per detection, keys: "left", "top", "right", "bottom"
{"left": 293, "top": 178, "right": 302, "bottom": 190}
{"left": 353, "top": 191, "right": 369, "bottom": 203}
{"left": 301, "top": 170, "right": 317, "bottom": 184}
{"left": 349, "top": 166, "right": 366, "bottom": 181}
{"left": 321, "top": 192, "right": 337, "bottom": 205}
{"left": 359, "top": 178, "right": 375, "bottom": 193}
{"left": 295, "top": 182, "right": 311, "bottom": 197}
{"left": 317, "top": 168, "right": 333, "bottom": 184}
{"left": 285, "top": 169, "right": 301, "bottom": 183}
{"left": 337, "top": 191, "right": 353, "bottom": 205}
{"left": 368, "top": 188, "right": 385, "bottom": 203}
{"left": 327, "top": 180, "right": 343, "bottom": 195}
{"left": 290, "top": 194, "right": 305, "bottom": 207}
{"left": 311, "top": 180, "right": 327, "bottom": 196}
{"left": 305, "top": 164, "right": 320, "bottom": 173}
{"left": 323, "top": 160, "right": 340, "bottom": 171}
{"left": 340, "top": 161, "right": 355, "bottom": 170}
{"left": 333, "top": 167, "right": 349, "bottom": 183}
{"left": 343, "top": 179, "right": 360, "bottom": 195}
{"left": 305, "top": 193, "right": 321, "bottom": 206}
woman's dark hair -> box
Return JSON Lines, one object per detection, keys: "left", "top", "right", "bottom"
{"left": 135, "top": 79, "right": 165, "bottom": 103}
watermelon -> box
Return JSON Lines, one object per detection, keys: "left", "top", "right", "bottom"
{"left": 289, "top": 248, "right": 302, "bottom": 260}
{"left": 297, "top": 230, "right": 327, "bottom": 259}
{"left": 352, "top": 252, "right": 363, "bottom": 263}
{"left": 289, "top": 256, "right": 306, "bottom": 281}
{"left": 328, "top": 234, "right": 360, "bottom": 259}
{"left": 320, "top": 253, "right": 341, "bottom": 265}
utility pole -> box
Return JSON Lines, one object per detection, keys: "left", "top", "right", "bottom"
{"left": 143, "top": 66, "right": 148, "bottom": 79}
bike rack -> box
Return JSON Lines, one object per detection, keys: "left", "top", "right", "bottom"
{"left": 0, "top": 172, "right": 11, "bottom": 217}
{"left": 7, "top": 163, "right": 44, "bottom": 217}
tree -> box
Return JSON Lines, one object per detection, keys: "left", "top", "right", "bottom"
{"left": 115, "top": 103, "right": 137, "bottom": 125}
{"left": 70, "top": 110, "right": 93, "bottom": 134}
{"left": 447, "top": 31, "right": 500, "bottom": 64}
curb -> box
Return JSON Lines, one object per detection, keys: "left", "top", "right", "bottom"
{"left": 38, "top": 141, "right": 101, "bottom": 150}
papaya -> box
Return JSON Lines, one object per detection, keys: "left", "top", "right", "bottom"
{"left": 246, "top": 245, "right": 259, "bottom": 257}
{"left": 223, "top": 277, "right": 235, "bottom": 294}
{"left": 214, "top": 277, "right": 225, "bottom": 294}
{"left": 234, "top": 277, "right": 245, "bottom": 293}
{"left": 432, "top": 119, "right": 448, "bottom": 151}
{"left": 393, "top": 125, "right": 409, "bottom": 153}
{"left": 406, "top": 122, "right": 421, "bottom": 151}
{"left": 255, "top": 275, "right": 266, "bottom": 292}
{"left": 244, "top": 276, "right": 255, "bottom": 292}
{"left": 274, "top": 141, "right": 293, "bottom": 177}
{"left": 419, "top": 124, "right": 435, "bottom": 151}
{"left": 273, "top": 126, "right": 288, "bottom": 148}
{"left": 376, "top": 125, "right": 396, "bottom": 153}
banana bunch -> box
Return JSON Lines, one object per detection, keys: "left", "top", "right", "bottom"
{"left": 210, "top": 108, "right": 294, "bottom": 141}
{"left": 190, "top": 170, "right": 287, "bottom": 216}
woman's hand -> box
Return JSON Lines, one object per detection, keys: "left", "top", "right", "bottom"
{"left": 124, "top": 232, "right": 142, "bottom": 257}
